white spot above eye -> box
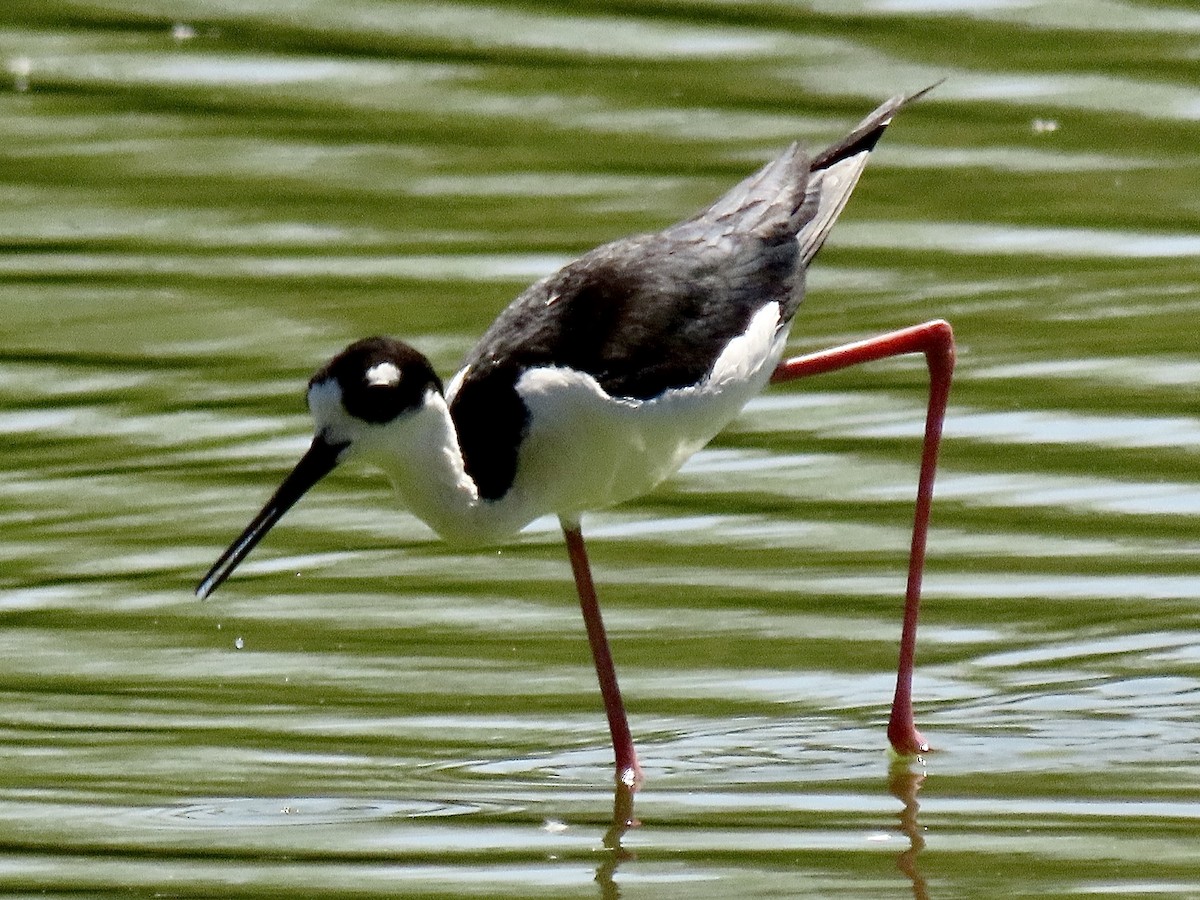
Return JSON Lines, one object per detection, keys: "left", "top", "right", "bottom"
{"left": 365, "top": 361, "right": 401, "bottom": 387}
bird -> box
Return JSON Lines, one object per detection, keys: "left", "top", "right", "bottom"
{"left": 197, "top": 88, "right": 954, "bottom": 788}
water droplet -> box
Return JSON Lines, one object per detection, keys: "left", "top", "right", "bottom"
{"left": 9, "top": 57, "right": 31, "bottom": 93}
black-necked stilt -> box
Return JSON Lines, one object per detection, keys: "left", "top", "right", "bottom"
{"left": 197, "top": 89, "right": 954, "bottom": 788}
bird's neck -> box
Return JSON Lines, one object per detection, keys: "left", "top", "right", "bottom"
{"left": 355, "top": 390, "right": 524, "bottom": 545}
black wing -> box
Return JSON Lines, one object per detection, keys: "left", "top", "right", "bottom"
{"left": 449, "top": 91, "right": 923, "bottom": 499}
{"left": 460, "top": 138, "right": 815, "bottom": 392}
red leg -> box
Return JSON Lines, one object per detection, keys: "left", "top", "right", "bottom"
{"left": 562, "top": 518, "right": 643, "bottom": 787}
{"left": 771, "top": 319, "right": 955, "bottom": 755}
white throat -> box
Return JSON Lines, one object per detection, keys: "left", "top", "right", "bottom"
{"left": 309, "top": 382, "right": 530, "bottom": 545}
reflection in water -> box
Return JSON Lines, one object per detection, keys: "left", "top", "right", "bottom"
{"left": 595, "top": 783, "right": 638, "bottom": 899}
{"left": 890, "top": 758, "right": 929, "bottom": 900}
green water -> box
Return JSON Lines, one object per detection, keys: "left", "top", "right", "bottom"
{"left": 2, "top": 2, "right": 1199, "bottom": 897}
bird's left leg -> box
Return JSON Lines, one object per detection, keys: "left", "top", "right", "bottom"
{"left": 562, "top": 517, "right": 643, "bottom": 788}
{"left": 769, "top": 319, "right": 955, "bottom": 755}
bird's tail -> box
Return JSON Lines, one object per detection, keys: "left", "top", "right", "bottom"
{"left": 798, "top": 83, "right": 940, "bottom": 265}
{"left": 691, "top": 85, "right": 937, "bottom": 264}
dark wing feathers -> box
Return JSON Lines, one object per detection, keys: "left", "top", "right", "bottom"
{"left": 450, "top": 90, "right": 927, "bottom": 499}
{"left": 460, "top": 228, "right": 797, "bottom": 403}
{"left": 461, "top": 139, "right": 814, "bottom": 402}
{"left": 695, "top": 141, "right": 813, "bottom": 235}
{"left": 452, "top": 229, "right": 796, "bottom": 499}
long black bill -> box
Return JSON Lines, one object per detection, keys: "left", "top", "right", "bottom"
{"left": 196, "top": 436, "right": 347, "bottom": 599}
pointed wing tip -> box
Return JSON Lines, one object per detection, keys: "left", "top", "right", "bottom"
{"left": 798, "top": 82, "right": 943, "bottom": 264}
{"left": 891, "top": 78, "right": 945, "bottom": 113}
{"left": 911, "top": 77, "right": 947, "bottom": 100}
{"left": 812, "top": 80, "right": 943, "bottom": 172}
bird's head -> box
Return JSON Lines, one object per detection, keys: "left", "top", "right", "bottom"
{"left": 196, "top": 336, "right": 443, "bottom": 599}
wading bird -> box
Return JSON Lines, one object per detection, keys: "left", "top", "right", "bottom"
{"left": 197, "top": 89, "right": 954, "bottom": 788}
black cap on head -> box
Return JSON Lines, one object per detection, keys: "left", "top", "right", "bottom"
{"left": 311, "top": 336, "right": 443, "bottom": 424}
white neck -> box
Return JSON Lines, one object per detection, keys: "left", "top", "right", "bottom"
{"left": 348, "top": 390, "right": 529, "bottom": 545}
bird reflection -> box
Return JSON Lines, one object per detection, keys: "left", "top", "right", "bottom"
{"left": 889, "top": 757, "right": 929, "bottom": 900}
{"left": 594, "top": 782, "right": 638, "bottom": 899}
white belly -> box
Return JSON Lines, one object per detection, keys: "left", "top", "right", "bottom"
{"left": 504, "top": 302, "right": 787, "bottom": 521}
